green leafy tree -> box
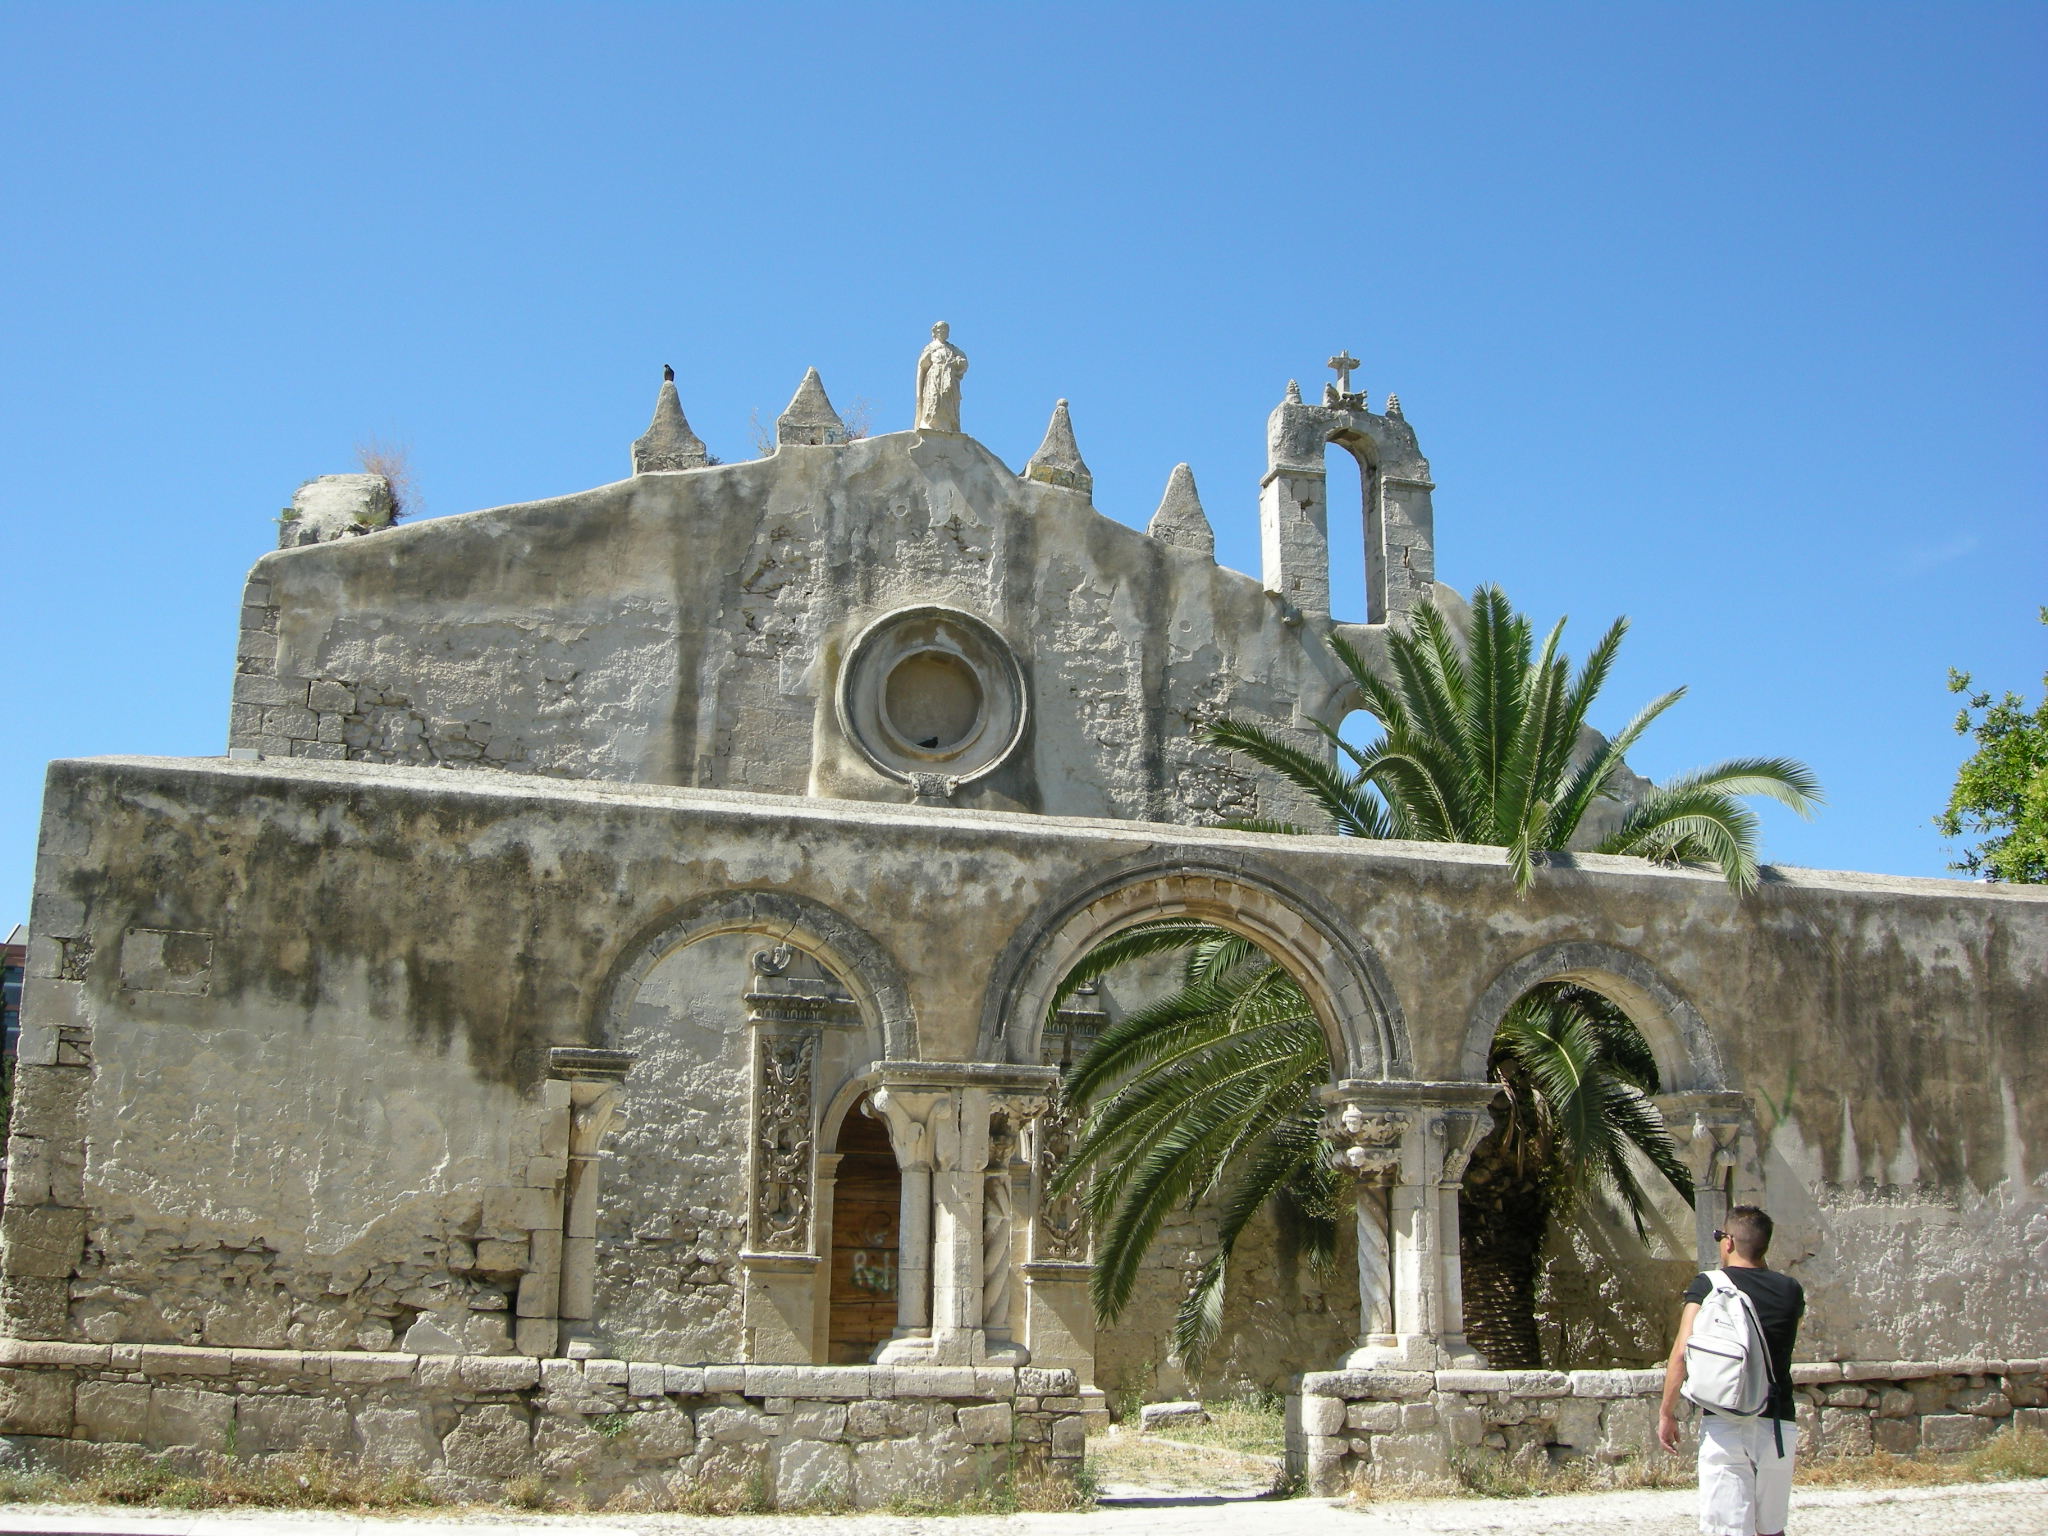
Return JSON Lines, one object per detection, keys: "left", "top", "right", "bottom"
{"left": 1053, "top": 585, "right": 1821, "bottom": 1369}
{"left": 1937, "top": 609, "right": 2048, "bottom": 883}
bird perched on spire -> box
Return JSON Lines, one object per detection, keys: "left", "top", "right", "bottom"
{"left": 663, "top": 363, "right": 675, "bottom": 382}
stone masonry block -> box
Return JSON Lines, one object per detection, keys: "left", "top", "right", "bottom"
{"left": 624, "top": 1407, "right": 695, "bottom": 1459}
{"left": 307, "top": 680, "right": 356, "bottom": 712}
{"left": 231, "top": 674, "right": 309, "bottom": 707}
{"left": 149, "top": 1386, "right": 233, "bottom": 1450}
{"left": 627, "top": 1361, "right": 665, "bottom": 1398}
{"left": 441, "top": 1403, "right": 533, "bottom": 1479}
{"left": 484, "top": 1185, "right": 557, "bottom": 1233}
{"left": 1018, "top": 1366, "right": 1077, "bottom": 1397}
{"left": 0, "top": 1206, "right": 88, "bottom": 1278}
{"left": 1300, "top": 1394, "right": 1345, "bottom": 1436}
{"left": 1051, "top": 1413, "right": 1087, "bottom": 1459}
{"left": 0, "top": 1367, "right": 75, "bottom": 1436}
{"left": 1922, "top": 1413, "right": 1993, "bottom": 1453}
{"left": 1569, "top": 1369, "right": 1665, "bottom": 1398}
{"left": 662, "top": 1365, "right": 705, "bottom": 1395}
{"left": 0, "top": 1340, "right": 107, "bottom": 1368}
{"left": 956, "top": 1402, "right": 1012, "bottom": 1444}
{"left": 139, "top": 1345, "right": 233, "bottom": 1377}
{"left": 1302, "top": 1368, "right": 1434, "bottom": 1400}
{"left": 1819, "top": 1407, "right": 1874, "bottom": 1455}
{"left": 776, "top": 1437, "right": 853, "bottom": 1506}
{"left": 74, "top": 1379, "right": 150, "bottom": 1442}
{"left": 326, "top": 1351, "right": 415, "bottom": 1384}
{"left": 1346, "top": 1400, "right": 1402, "bottom": 1432}
{"left": 9, "top": 1066, "right": 90, "bottom": 1144}
{"left": 0, "top": 1278, "right": 70, "bottom": 1337}
{"left": 237, "top": 1393, "right": 354, "bottom": 1455}
{"left": 460, "top": 1355, "right": 540, "bottom": 1392}
{"left": 357, "top": 1405, "right": 439, "bottom": 1469}
{"left": 1874, "top": 1416, "right": 1920, "bottom": 1454}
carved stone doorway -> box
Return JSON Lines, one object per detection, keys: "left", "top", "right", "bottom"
{"left": 826, "top": 1097, "right": 902, "bottom": 1363}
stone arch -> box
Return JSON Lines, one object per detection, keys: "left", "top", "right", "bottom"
{"left": 979, "top": 848, "right": 1410, "bottom": 1080}
{"left": 593, "top": 888, "right": 917, "bottom": 1060}
{"left": 1462, "top": 940, "right": 1728, "bottom": 1094}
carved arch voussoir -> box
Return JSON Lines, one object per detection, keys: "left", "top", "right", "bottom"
{"left": 979, "top": 847, "right": 1410, "bottom": 1081}
{"left": 1463, "top": 940, "right": 1727, "bottom": 1095}
{"left": 591, "top": 888, "right": 918, "bottom": 1060}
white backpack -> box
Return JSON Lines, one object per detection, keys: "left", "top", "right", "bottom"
{"left": 1682, "top": 1268, "right": 1773, "bottom": 1418}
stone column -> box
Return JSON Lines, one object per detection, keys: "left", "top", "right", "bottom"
{"left": 1658, "top": 1091, "right": 1750, "bottom": 1269}
{"left": 868, "top": 1086, "right": 942, "bottom": 1355}
{"left": 1324, "top": 1082, "right": 1496, "bottom": 1370}
{"left": 547, "top": 1047, "right": 636, "bottom": 1359}
{"left": 870, "top": 1062, "right": 1059, "bottom": 1365}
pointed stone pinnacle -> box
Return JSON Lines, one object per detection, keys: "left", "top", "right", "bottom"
{"left": 1385, "top": 392, "right": 1403, "bottom": 418}
{"left": 776, "top": 366, "right": 847, "bottom": 447}
{"left": 632, "top": 369, "right": 708, "bottom": 473}
{"left": 1285, "top": 379, "right": 1304, "bottom": 405}
{"left": 1147, "top": 463, "right": 1215, "bottom": 559}
{"left": 1025, "top": 398, "right": 1093, "bottom": 496}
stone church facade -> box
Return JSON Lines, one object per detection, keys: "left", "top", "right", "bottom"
{"left": 3, "top": 336, "right": 2042, "bottom": 1502}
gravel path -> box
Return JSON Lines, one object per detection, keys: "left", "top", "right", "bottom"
{"left": 0, "top": 1481, "right": 2042, "bottom": 1536}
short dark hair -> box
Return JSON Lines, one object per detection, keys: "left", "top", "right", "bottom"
{"left": 1724, "top": 1205, "right": 1773, "bottom": 1262}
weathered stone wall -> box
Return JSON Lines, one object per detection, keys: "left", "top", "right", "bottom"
{"left": 1286, "top": 1359, "right": 2048, "bottom": 1494}
{"left": 225, "top": 434, "right": 1369, "bottom": 826}
{"left": 0, "top": 1343, "right": 1085, "bottom": 1508}
{"left": 8, "top": 756, "right": 2044, "bottom": 1388}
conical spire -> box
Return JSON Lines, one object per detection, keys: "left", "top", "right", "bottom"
{"left": 1024, "top": 399, "right": 1093, "bottom": 496}
{"left": 1147, "top": 463, "right": 1215, "bottom": 559}
{"left": 632, "top": 368, "right": 708, "bottom": 473}
{"left": 776, "top": 366, "right": 848, "bottom": 447}
{"left": 1284, "top": 379, "right": 1303, "bottom": 405}
{"left": 1384, "top": 392, "right": 1404, "bottom": 418}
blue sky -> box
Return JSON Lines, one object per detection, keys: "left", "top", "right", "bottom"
{"left": 2, "top": 2, "right": 2043, "bottom": 921}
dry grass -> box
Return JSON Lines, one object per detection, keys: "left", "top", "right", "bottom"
{"left": 1353, "top": 1424, "right": 2048, "bottom": 1505}
{"left": 1091, "top": 1425, "right": 1287, "bottom": 1498}
{"left": 0, "top": 1441, "right": 1093, "bottom": 1518}
{"left": 1145, "top": 1393, "right": 1289, "bottom": 1458}
{"left": 0, "top": 1448, "right": 437, "bottom": 1511}
{"left": 1797, "top": 1425, "right": 2048, "bottom": 1489}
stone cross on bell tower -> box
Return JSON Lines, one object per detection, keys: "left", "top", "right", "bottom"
{"left": 1325, "top": 350, "right": 1364, "bottom": 409}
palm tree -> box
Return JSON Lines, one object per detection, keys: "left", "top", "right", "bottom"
{"left": 1052, "top": 585, "right": 1821, "bottom": 1370}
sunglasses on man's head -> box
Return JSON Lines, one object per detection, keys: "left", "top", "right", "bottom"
{"left": 1713, "top": 1230, "right": 1729, "bottom": 1243}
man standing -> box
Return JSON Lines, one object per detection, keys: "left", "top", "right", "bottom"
{"left": 1659, "top": 1205, "right": 1805, "bottom": 1536}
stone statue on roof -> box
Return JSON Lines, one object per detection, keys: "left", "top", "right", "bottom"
{"left": 915, "top": 321, "right": 968, "bottom": 433}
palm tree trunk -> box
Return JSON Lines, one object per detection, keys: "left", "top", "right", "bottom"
{"left": 1458, "top": 1123, "right": 1552, "bottom": 1369}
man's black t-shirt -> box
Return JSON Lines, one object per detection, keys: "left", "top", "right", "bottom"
{"left": 1683, "top": 1267, "right": 1805, "bottom": 1421}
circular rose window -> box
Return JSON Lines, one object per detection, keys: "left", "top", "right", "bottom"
{"left": 837, "top": 607, "right": 1026, "bottom": 787}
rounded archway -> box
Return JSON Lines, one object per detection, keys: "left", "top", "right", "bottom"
{"left": 1463, "top": 940, "right": 1728, "bottom": 1094}
{"left": 980, "top": 851, "right": 1409, "bottom": 1080}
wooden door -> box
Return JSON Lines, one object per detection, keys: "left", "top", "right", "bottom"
{"left": 827, "top": 1101, "right": 901, "bottom": 1363}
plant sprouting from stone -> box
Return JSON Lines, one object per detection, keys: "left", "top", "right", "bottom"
{"left": 356, "top": 437, "right": 417, "bottom": 522}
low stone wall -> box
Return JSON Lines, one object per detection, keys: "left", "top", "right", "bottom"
{"left": 0, "top": 1342, "right": 1085, "bottom": 1508}
{"left": 1286, "top": 1359, "right": 2048, "bottom": 1495}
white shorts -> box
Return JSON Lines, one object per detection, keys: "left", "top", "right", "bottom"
{"left": 1698, "top": 1412, "right": 1797, "bottom": 1536}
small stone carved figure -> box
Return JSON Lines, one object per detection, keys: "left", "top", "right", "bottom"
{"left": 915, "top": 322, "right": 968, "bottom": 433}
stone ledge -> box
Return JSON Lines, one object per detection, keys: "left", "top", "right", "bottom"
{"left": 0, "top": 1344, "right": 1064, "bottom": 1406}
